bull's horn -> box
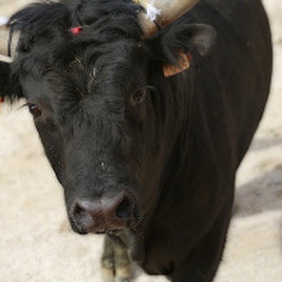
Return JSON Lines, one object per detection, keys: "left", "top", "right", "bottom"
{"left": 0, "top": 24, "right": 18, "bottom": 62}
{"left": 0, "top": 54, "right": 12, "bottom": 63}
{"left": 134, "top": 0, "right": 200, "bottom": 38}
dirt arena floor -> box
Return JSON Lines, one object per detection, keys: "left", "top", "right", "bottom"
{"left": 0, "top": 1, "right": 281, "bottom": 281}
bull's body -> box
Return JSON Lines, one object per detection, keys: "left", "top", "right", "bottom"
{"left": 133, "top": 2, "right": 272, "bottom": 278}
{"left": 0, "top": 0, "right": 272, "bottom": 281}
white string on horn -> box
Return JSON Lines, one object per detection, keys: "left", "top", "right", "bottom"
{"left": 134, "top": 0, "right": 200, "bottom": 38}
{"left": 146, "top": 3, "right": 161, "bottom": 22}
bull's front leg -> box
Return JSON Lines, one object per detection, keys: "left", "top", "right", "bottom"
{"left": 101, "top": 235, "right": 133, "bottom": 282}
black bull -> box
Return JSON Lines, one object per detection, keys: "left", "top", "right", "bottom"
{"left": 0, "top": 0, "right": 272, "bottom": 281}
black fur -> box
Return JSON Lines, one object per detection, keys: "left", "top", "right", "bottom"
{"left": 0, "top": 0, "right": 272, "bottom": 281}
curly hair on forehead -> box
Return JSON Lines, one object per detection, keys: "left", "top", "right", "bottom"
{"left": 7, "top": 0, "right": 144, "bottom": 61}
{"left": 8, "top": 0, "right": 142, "bottom": 38}
{"left": 68, "top": 0, "right": 141, "bottom": 24}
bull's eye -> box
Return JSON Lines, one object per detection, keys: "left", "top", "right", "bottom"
{"left": 131, "top": 89, "right": 146, "bottom": 106}
{"left": 28, "top": 103, "right": 42, "bottom": 118}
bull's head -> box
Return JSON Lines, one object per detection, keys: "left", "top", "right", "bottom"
{"left": 0, "top": 0, "right": 215, "bottom": 235}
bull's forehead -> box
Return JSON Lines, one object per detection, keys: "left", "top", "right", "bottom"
{"left": 16, "top": 41, "right": 147, "bottom": 118}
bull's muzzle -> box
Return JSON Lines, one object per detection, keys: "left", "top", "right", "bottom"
{"left": 69, "top": 191, "right": 141, "bottom": 235}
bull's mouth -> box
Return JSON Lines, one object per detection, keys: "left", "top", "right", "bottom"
{"left": 69, "top": 215, "right": 141, "bottom": 236}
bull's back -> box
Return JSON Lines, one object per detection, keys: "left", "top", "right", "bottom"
{"left": 137, "top": 0, "right": 272, "bottom": 275}
{"left": 187, "top": 0, "right": 272, "bottom": 165}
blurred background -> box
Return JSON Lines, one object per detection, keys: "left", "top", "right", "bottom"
{"left": 0, "top": 0, "right": 281, "bottom": 281}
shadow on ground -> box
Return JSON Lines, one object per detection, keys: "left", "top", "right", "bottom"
{"left": 235, "top": 163, "right": 282, "bottom": 218}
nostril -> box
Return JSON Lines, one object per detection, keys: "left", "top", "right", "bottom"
{"left": 72, "top": 202, "right": 93, "bottom": 229}
{"left": 115, "top": 197, "right": 132, "bottom": 219}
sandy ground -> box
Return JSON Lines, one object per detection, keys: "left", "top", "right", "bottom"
{"left": 0, "top": 1, "right": 281, "bottom": 281}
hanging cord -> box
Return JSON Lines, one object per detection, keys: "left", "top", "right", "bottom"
{"left": 153, "top": 20, "right": 161, "bottom": 31}
{"left": 7, "top": 26, "right": 16, "bottom": 57}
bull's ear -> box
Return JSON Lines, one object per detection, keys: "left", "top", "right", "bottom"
{"left": 162, "top": 24, "right": 216, "bottom": 57}
{"left": 0, "top": 60, "right": 21, "bottom": 102}
{"left": 148, "top": 24, "right": 216, "bottom": 76}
